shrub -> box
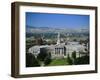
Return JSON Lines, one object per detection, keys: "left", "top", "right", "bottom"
{"left": 26, "top": 53, "right": 40, "bottom": 67}
{"left": 67, "top": 54, "right": 73, "bottom": 65}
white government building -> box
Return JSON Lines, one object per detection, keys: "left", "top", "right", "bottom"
{"left": 28, "top": 32, "right": 88, "bottom": 59}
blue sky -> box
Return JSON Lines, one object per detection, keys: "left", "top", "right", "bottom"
{"left": 26, "top": 12, "right": 89, "bottom": 29}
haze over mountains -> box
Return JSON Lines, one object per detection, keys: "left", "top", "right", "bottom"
{"left": 26, "top": 25, "right": 89, "bottom": 34}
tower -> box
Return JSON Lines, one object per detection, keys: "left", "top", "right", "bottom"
{"left": 57, "top": 32, "right": 60, "bottom": 45}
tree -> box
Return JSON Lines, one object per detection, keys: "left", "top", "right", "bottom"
{"left": 72, "top": 51, "right": 76, "bottom": 60}
{"left": 73, "top": 39, "right": 77, "bottom": 41}
{"left": 67, "top": 54, "right": 73, "bottom": 65}
{"left": 36, "top": 38, "right": 43, "bottom": 45}
{"left": 72, "top": 51, "right": 76, "bottom": 64}
{"left": 44, "top": 53, "right": 52, "bottom": 65}
{"left": 75, "top": 55, "right": 89, "bottom": 64}
{"left": 37, "top": 48, "right": 48, "bottom": 61}
{"left": 37, "top": 48, "right": 52, "bottom": 66}
{"left": 26, "top": 53, "right": 40, "bottom": 67}
{"left": 79, "top": 40, "right": 84, "bottom": 44}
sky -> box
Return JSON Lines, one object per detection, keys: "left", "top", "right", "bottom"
{"left": 26, "top": 12, "right": 89, "bottom": 29}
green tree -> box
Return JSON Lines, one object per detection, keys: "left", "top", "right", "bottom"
{"left": 37, "top": 49, "right": 48, "bottom": 61}
{"left": 44, "top": 53, "right": 52, "bottom": 65}
{"left": 36, "top": 37, "right": 44, "bottom": 45}
{"left": 72, "top": 51, "right": 76, "bottom": 60}
{"left": 75, "top": 56, "right": 89, "bottom": 64}
{"left": 67, "top": 54, "right": 73, "bottom": 65}
{"left": 37, "top": 49, "right": 52, "bottom": 66}
{"left": 26, "top": 53, "right": 40, "bottom": 67}
{"left": 72, "top": 51, "right": 76, "bottom": 64}
{"left": 73, "top": 39, "right": 77, "bottom": 41}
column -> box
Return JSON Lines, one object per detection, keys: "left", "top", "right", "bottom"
{"left": 62, "top": 48, "right": 64, "bottom": 56}
{"left": 55, "top": 48, "right": 56, "bottom": 55}
{"left": 57, "top": 48, "right": 58, "bottom": 55}
{"left": 58, "top": 48, "right": 59, "bottom": 55}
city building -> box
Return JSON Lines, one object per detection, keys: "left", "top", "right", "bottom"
{"left": 28, "top": 32, "right": 88, "bottom": 59}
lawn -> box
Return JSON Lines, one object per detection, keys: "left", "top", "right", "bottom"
{"left": 47, "top": 58, "right": 69, "bottom": 66}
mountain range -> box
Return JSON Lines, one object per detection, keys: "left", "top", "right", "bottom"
{"left": 26, "top": 25, "right": 89, "bottom": 34}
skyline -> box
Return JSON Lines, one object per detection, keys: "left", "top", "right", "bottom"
{"left": 26, "top": 12, "right": 89, "bottom": 29}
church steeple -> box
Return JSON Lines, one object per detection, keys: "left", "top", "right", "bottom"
{"left": 57, "top": 32, "right": 60, "bottom": 45}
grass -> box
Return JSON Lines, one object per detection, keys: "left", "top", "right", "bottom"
{"left": 47, "top": 58, "right": 69, "bottom": 66}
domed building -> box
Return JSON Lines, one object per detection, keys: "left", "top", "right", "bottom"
{"left": 28, "top": 32, "right": 87, "bottom": 59}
